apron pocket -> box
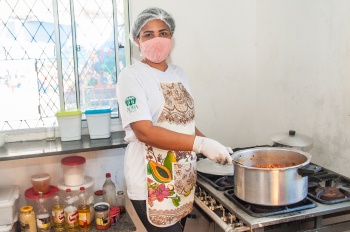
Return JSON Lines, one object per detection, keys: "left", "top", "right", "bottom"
{"left": 173, "top": 159, "right": 197, "bottom": 196}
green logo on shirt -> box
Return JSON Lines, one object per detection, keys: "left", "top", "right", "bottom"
{"left": 125, "top": 96, "right": 138, "bottom": 112}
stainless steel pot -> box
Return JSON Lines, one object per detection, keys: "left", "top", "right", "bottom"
{"left": 231, "top": 147, "right": 319, "bottom": 206}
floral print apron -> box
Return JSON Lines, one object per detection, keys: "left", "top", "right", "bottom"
{"left": 144, "top": 81, "right": 197, "bottom": 227}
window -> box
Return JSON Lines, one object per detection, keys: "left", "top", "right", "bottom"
{"left": 0, "top": 0, "right": 130, "bottom": 131}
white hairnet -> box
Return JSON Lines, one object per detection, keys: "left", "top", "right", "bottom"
{"left": 130, "top": 7, "right": 175, "bottom": 41}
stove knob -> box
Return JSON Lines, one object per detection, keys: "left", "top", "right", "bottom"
{"left": 228, "top": 213, "right": 236, "bottom": 224}
{"left": 221, "top": 208, "right": 227, "bottom": 222}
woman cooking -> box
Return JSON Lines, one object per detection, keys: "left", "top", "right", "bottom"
{"left": 117, "top": 7, "right": 233, "bottom": 231}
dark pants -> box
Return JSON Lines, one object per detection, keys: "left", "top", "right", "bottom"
{"left": 130, "top": 200, "right": 187, "bottom": 232}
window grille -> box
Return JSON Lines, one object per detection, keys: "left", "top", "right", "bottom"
{"left": 0, "top": 0, "right": 129, "bottom": 130}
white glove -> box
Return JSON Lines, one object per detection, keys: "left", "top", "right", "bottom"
{"left": 193, "top": 136, "right": 233, "bottom": 165}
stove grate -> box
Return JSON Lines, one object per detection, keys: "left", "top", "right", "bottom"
{"left": 224, "top": 189, "right": 317, "bottom": 217}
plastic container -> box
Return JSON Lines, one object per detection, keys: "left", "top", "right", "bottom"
{"left": 84, "top": 108, "right": 112, "bottom": 139}
{"left": 24, "top": 185, "right": 59, "bottom": 213}
{"left": 31, "top": 173, "right": 51, "bottom": 195}
{"left": 0, "top": 185, "right": 20, "bottom": 225}
{"left": 61, "top": 156, "right": 86, "bottom": 186}
{"left": 55, "top": 110, "right": 82, "bottom": 141}
{"left": 0, "top": 212, "right": 17, "bottom": 232}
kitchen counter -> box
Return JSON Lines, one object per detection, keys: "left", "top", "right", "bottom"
{"left": 0, "top": 131, "right": 128, "bottom": 162}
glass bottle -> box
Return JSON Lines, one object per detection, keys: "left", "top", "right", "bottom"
{"left": 51, "top": 191, "right": 65, "bottom": 231}
{"left": 64, "top": 188, "right": 78, "bottom": 232}
{"left": 19, "top": 205, "right": 37, "bottom": 232}
{"left": 116, "top": 191, "right": 126, "bottom": 214}
{"left": 36, "top": 191, "right": 51, "bottom": 232}
{"left": 102, "top": 173, "right": 117, "bottom": 207}
{"left": 77, "top": 187, "right": 91, "bottom": 231}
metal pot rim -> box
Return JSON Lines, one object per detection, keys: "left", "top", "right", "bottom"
{"left": 231, "top": 147, "right": 312, "bottom": 170}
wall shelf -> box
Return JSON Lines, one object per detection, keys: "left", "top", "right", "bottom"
{"left": 0, "top": 131, "right": 127, "bottom": 162}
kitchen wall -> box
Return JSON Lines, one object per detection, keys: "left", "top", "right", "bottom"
{"left": 1, "top": 0, "right": 349, "bottom": 206}
{"left": 129, "top": 0, "right": 350, "bottom": 176}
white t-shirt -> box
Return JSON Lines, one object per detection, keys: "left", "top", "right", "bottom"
{"left": 117, "top": 61, "right": 192, "bottom": 200}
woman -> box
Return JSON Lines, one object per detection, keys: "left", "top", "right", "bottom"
{"left": 117, "top": 7, "right": 232, "bottom": 232}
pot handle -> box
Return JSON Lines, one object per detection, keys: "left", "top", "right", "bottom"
{"left": 297, "top": 164, "right": 322, "bottom": 177}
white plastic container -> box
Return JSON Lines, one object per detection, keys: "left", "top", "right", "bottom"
{"left": 0, "top": 213, "right": 17, "bottom": 232}
{"left": 84, "top": 108, "right": 112, "bottom": 139}
{"left": 0, "top": 185, "right": 20, "bottom": 225}
{"left": 61, "top": 156, "right": 86, "bottom": 186}
{"left": 55, "top": 110, "right": 82, "bottom": 141}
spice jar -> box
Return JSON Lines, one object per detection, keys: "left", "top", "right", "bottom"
{"left": 116, "top": 191, "right": 126, "bottom": 213}
{"left": 20, "top": 206, "right": 37, "bottom": 232}
{"left": 94, "top": 202, "right": 110, "bottom": 230}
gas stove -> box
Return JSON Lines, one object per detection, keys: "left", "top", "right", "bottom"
{"left": 194, "top": 150, "right": 350, "bottom": 232}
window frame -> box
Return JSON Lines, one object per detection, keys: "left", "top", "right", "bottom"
{"left": 0, "top": 0, "right": 131, "bottom": 142}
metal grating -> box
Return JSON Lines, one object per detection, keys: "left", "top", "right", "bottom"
{"left": 0, "top": 0, "right": 127, "bottom": 130}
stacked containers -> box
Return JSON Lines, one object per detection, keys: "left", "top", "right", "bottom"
{"left": 0, "top": 185, "right": 20, "bottom": 229}
{"left": 24, "top": 185, "right": 59, "bottom": 212}
{"left": 58, "top": 156, "right": 95, "bottom": 222}
{"left": 55, "top": 110, "right": 82, "bottom": 141}
{"left": 84, "top": 108, "right": 112, "bottom": 139}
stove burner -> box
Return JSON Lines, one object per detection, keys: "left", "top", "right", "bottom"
{"left": 197, "top": 172, "right": 233, "bottom": 191}
{"left": 308, "top": 173, "right": 350, "bottom": 204}
{"left": 224, "top": 189, "right": 317, "bottom": 217}
{"left": 317, "top": 187, "right": 347, "bottom": 201}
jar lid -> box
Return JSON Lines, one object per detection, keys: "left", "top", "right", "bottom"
{"left": 20, "top": 205, "right": 33, "bottom": 213}
{"left": 95, "top": 190, "right": 105, "bottom": 196}
{"left": 25, "top": 185, "right": 58, "bottom": 199}
{"left": 61, "top": 156, "right": 86, "bottom": 166}
{"left": 31, "top": 173, "right": 50, "bottom": 181}
{"left": 94, "top": 203, "right": 109, "bottom": 211}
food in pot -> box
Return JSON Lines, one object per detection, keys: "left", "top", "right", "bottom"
{"left": 253, "top": 164, "right": 288, "bottom": 168}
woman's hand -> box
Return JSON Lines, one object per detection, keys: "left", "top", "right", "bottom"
{"left": 192, "top": 136, "right": 233, "bottom": 165}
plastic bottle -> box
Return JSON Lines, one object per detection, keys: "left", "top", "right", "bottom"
{"left": 51, "top": 191, "right": 65, "bottom": 231}
{"left": 64, "top": 188, "right": 78, "bottom": 232}
{"left": 36, "top": 191, "right": 52, "bottom": 232}
{"left": 78, "top": 187, "right": 91, "bottom": 231}
{"left": 102, "top": 173, "right": 117, "bottom": 207}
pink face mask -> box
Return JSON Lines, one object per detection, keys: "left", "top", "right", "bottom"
{"left": 139, "top": 37, "right": 172, "bottom": 63}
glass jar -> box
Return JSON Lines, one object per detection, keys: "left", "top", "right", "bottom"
{"left": 116, "top": 191, "right": 125, "bottom": 213}
{"left": 20, "top": 206, "right": 37, "bottom": 232}
{"left": 94, "top": 190, "right": 105, "bottom": 203}
{"left": 94, "top": 203, "right": 110, "bottom": 230}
